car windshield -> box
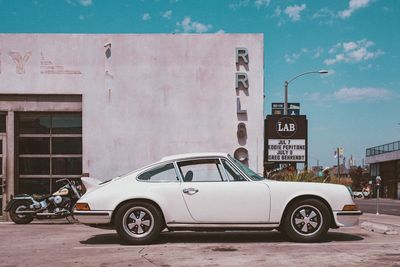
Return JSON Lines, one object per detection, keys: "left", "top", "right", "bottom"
{"left": 228, "top": 155, "right": 265, "bottom": 181}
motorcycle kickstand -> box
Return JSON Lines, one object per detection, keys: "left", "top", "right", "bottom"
{"left": 65, "top": 216, "right": 73, "bottom": 224}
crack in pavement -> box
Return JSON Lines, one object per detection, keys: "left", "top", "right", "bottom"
{"left": 139, "top": 247, "right": 159, "bottom": 267}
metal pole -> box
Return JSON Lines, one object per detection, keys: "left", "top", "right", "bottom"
{"left": 283, "top": 71, "right": 328, "bottom": 116}
{"left": 337, "top": 147, "right": 340, "bottom": 180}
{"left": 376, "top": 186, "right": 380, "bottom": 215}
{"left": 284, "top": 81, "right": 288, "bottom": 115}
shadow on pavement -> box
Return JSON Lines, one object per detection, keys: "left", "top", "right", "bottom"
{"left": 80, "top": 231, "right": 363, "bottom": 245}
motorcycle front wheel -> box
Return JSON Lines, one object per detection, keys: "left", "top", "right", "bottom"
{"left": 10, "top": 200, "right": 34, "bottom": 224}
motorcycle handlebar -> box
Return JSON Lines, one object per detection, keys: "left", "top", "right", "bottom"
{"left": 55, "top": 178, "right": 70, "bottom": 184}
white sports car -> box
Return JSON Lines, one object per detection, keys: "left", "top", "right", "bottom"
{"left": 74, "top": 153, "right": 362, "bottom": 244}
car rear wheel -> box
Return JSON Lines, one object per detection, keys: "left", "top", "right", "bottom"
{"left": 282, "top": 199, "right": 331, "bottom": 242}
{"left": 115, "top": 201, "right": 163, "bottom": 245}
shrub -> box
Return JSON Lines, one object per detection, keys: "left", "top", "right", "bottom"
{"left": 268, "top": 170, "right": 351, "bottom": 186}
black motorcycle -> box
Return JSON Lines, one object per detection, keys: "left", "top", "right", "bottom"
{"left": 5, "top": 178, "right": 82, "bottom": 224}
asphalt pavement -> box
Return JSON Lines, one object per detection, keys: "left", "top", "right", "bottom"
{"left": 355, "top": 198, "right": 400, "bottom": 216}
{"left": 0, "top": 213, "right": 399, "bottom": 267}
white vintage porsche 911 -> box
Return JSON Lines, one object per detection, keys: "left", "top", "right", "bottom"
{"left": 74, "top": 153, "right": 362, "bottom": 244}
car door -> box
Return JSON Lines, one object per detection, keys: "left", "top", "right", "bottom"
{"left": 177, "top": 158, "right": 270, "bottom": 223}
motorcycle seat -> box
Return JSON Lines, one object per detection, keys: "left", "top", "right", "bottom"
{"left": 32, "top": 194, "right": 52, "bottom": 201}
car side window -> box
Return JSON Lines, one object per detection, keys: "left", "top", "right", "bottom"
{"left": 137, "top": 163, "right": 178, "bottom": 182}
{"left": 222, "top": 159, "right": 247, "bottom": 181}
{"left": 178, "top": 159, "right": 225, "bottom": 182}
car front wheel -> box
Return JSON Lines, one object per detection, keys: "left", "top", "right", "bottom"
{"left": 115, "top": 201, "right": 163, "bottom": 245}
{"left": 282, "top": 199, "right": 331, "bottom": 242}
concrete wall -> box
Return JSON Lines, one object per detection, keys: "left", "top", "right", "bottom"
{"left": 365, "top": 150, "right": 400, "bottom": 164}
{"left": 0, "top": 34, "right": 264, "bottom": 180}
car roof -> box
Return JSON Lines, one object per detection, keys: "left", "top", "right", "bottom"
{"left": 160, "top": 152, "right": 229, "bottom": 162}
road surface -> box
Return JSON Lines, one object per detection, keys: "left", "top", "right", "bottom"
{"left": 355, "top": 198, "right": 400, "bottom": 216}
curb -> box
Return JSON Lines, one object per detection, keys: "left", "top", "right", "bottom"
{"left": 360, "top": 221, "right": 398, "bottom": 235}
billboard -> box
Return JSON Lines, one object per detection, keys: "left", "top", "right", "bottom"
{"left": 265, "top": 115, "right": 308, "bottom": 165}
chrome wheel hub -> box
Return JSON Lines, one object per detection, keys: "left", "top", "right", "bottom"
{"left": 122, "top": 207, "right": 154, "bottom": 238}
{"left": 15, "top": 205, "right": 28, "bottom": 218}
{"left": 291, "top": 205, "right": 322, "bottom": 236}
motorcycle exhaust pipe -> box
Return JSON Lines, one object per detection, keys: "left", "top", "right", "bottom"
{"left": 15, "top": 210, "right": 37, "bottom": 214}
{"left": 37, "top": 212, "right": 59, "bottom": 216}
{"left": 37, "top": 211, "right": 71, "bottom": 216}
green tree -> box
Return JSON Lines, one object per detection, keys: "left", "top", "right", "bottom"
{"left": 349, "top": 167, "right": 363, "bottom": 189}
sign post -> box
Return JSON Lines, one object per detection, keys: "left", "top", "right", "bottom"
{"left": 376, "top": 176, "right": 381, "bottom": 215}
{"left": 271, "top": 103, "right": 300, "bottom": 116}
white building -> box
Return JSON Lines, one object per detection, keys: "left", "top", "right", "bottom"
{"left": 0, "top": 34, "right": 264, "bottom": 219}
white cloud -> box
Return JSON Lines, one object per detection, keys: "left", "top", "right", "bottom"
{"left": 78, "top": 0, "right": 92, "bottom": 6}
{"left": 334, "top": 87, "right": 392, "bottom": 101}
{"left": 215, "top": 29, "right": 225, "bottom": 33}
{"left": 324, "top": 39, "right": 384, "bottom": 65}
{"left": 254, "top": 0, "right": 270, "bottom": 8}
{"left": 176, "top": 17, "right": 212, "bottom": 33}
{"left": 339, "top": 0, "right": 370, "bottom": 19}
{"left": 306, "top": 92, "right": 322, "bottom": 102}
{"left": 313, "top": 47, "right": 324, "bottom": 58}
{"left": 284, "top": 4, "right": 306, "bottom": 22}
{"left": 285, "top": 53, "right": 300, "bottom": 64}
{"left": 284, "top": 48, "right": 308, "bottom": 64}
{"left": 229, "top": 0, "right": 250, "bottom": 9}
{"left": 312, "top": 7, "right": 335, "bottom": 19}
{"left": 161, "top": 10, "right": 172, "bottom": 19}
{"left": 142, "top": 13, "right": 151, "bottom": 21}
{"left": 274, "top": 6, "right": 282, "bottom": 17}
{"left": 312, "top": 7, "right": 336, "bottom": 25}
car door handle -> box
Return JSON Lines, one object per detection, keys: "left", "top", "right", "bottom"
{"left": 183, "top": 188, "right": 199, "bottom": 195}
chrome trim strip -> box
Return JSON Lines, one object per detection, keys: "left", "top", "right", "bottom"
{"left": 166, "top": 223, "right": 280, "bottom": 228}
{"left": 336, "top": 211, "right": 363, "bottom": 216}
{"left": 74, "top": 212, "right": 110, "bottom": 216}
{"left": 73, "top": 210, "right": 112, "bottom": 224}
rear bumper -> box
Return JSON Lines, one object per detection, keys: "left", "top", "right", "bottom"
{"left": 333, "top": 210, "right": 363, "bottom": 227}
{"left": 73, "top": 210, "right": 112, "bottom": 225}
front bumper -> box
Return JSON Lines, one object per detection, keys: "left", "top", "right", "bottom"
{"left": 332, "top": 210, "right": 363, "bottom": 227}
{"left": 73, "top": 210, "right": 112, "bottom": 225}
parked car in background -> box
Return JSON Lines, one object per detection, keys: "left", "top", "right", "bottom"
{"left": 352, "top": 190, "right": 364, "bottom": 199}
{"left": 74, "top": 153, "right": 362, "bottom": 244}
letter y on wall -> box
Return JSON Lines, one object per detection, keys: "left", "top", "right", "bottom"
{"left": 8, "top": 51, "right": 32, "bottom": 74}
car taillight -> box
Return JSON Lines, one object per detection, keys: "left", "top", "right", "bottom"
{"left": 75, "top": 203, "right": 91, "bottom": 211}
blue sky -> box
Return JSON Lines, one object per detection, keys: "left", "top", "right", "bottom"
{"left": 1, "top": 0, "right": 399, "bottom": 167}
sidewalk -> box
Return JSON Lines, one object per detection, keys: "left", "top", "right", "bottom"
{"left": 360, "top": 213, "right": 400, "bottom": 228}
{"left": 359, "top": 213, "right": 399, "bottom": 235}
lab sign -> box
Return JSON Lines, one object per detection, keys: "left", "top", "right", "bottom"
{"left": 264, "top": 115, "right": 308, "bottom": 166}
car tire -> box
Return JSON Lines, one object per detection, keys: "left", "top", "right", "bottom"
{"left": 9, "top": 201, "right": 34, "bottom": 224}
{"left": 282, "top": 199, "right": 331, "bottom": 242}
{"left": 115, "top": 201, "right": 163, "bottom": 245}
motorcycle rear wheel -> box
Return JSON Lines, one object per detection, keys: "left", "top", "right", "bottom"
{"left": 10, "top": 200, "right": 34, "bottom": 224}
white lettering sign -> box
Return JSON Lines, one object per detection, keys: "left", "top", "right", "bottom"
{"left": 268, "top": 139, "right": 306, "bottom": 162}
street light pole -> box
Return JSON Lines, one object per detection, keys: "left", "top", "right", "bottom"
{"left": 284, "top": 70, "right": 328, "bottom": 115}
